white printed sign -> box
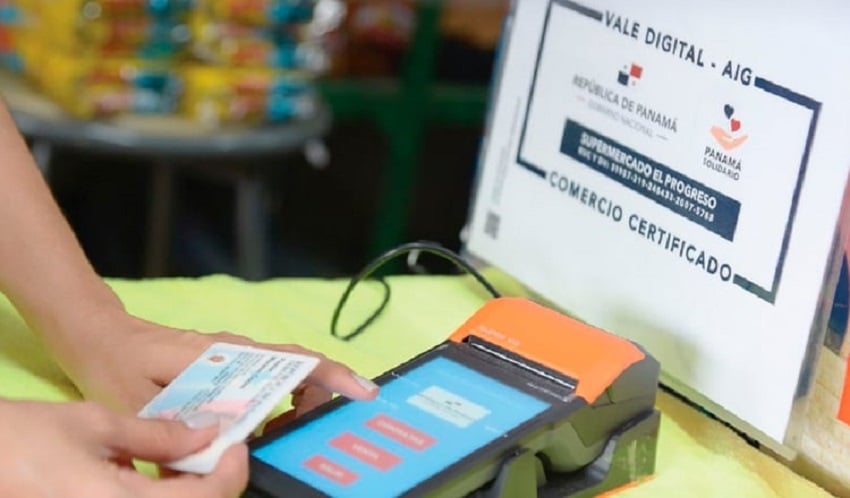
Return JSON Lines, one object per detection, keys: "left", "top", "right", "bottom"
{"left": 465, "top": 0, "right": 850, "bottom": 446}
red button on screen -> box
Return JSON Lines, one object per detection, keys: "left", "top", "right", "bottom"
{"left": 366, "top": 414, "right": 436, "bottom": 451}
{"left": 330, "top": 432, "right": 402, "bottom": 471}
{"left": 304, "top": 455, "right": 358, "bottom": 485}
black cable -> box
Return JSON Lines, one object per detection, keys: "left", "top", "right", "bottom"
{"left": 331, "top": 241, "right": 502, "bottom": 341}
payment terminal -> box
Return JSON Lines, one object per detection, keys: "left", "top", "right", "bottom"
{"left": 246, "top": 297, "right": 660, "bottom": 497}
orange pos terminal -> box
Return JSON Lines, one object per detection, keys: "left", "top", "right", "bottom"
{"left": 246, "top": 297, "right": 661, "bottom": 497}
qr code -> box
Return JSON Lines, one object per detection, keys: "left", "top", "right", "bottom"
{"left": 484, "top": 211, "right": 501, "bottom": 239}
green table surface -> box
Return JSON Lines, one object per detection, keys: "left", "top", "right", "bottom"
{"left": 0, "top": 271, "right": 831, "bottom": 497}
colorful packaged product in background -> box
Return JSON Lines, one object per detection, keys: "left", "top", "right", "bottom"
{"left": 34, "top": 0, "right": 193, "bottom": 58}
{"left": 65, "top": 17, "right": 190, "bottom": 58}
{"left": 0, "top": 0, "right": 31, "bottom": 72}
{"left": 0, "top": 0, "right": 338, "bottom": 124}
{"left": 181, "top": 65, "right": 316, "bottom": 126}
{"left": 4, "top": 0, "right": 190, "bottom": 118}
{"left": 0, "top": 26, "right": 22, "bottom": 72}
{"left": 202, "top": 0, "right": 314, "bottom": 26}
{"left": 190, "top": 14, "right": 327, "bottom": 71}
{"left": 77, "top": 0, "right": 195, "bottom": 19}
{"left": 36, "top": 52, "right": 182, "bottom": 118}
{"left": 320, "top": 0, "right": 415, "bottom": 78}
{"left": 0, "top": 0, "right": 20, "bottom": 24}
{"left": 178, "top": 0, "right": 338, "bottom": 126}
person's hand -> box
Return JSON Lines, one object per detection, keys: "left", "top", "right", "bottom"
{"left": 45, "top": 307, "right": 379, "bottom": 417}
{"left": 0, "top": 399, "right": 247, "bottom": 498}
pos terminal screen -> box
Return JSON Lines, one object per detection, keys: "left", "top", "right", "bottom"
{"left": 251, "top": 355, "right": 551, "bottom": 497}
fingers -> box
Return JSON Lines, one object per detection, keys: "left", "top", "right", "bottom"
{"left": 148, "top": 330, "right": 234, "bottom": 387}
{"left": 206, "top": 443, "right": 250, "bottom": 496}
{"left": 260, "top": 409, "right": 297, "bottom": 435}
{"left": 205, "top": 333, "right": 379, "bottom": 400}
{"left": 122, "top": 381, "right": 163, "bottom": 415}
{"left": 293, "top": 384, "right": 332, "bottom": 416}
{"left": 253, "top": 342, "right": 378, "bottom": 401}
{"left": 306, "top": 357, "right": 379, "bottom": 400}
{"left": 120, "top": 444, "right": 249, "bottom": 498}
{"left": 101, "top": 412, "right": 220, "bottom": 463}
{"left": 259, "top": 384, "right": 333, "bottom": 435}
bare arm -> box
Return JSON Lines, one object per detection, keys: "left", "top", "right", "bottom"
{"left": 0, "top": 98, "right": 376, "bottom": 414}
{"left": 0, "top": 100, "right": 124, "bottom": 363}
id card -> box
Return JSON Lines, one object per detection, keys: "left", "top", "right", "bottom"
{"left": 139, "top": 342, "right": 319, "bottom": 474}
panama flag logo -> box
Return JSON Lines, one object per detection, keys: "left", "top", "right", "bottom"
{"left": 617, "top": 62, "right": 643, "bottom": 86}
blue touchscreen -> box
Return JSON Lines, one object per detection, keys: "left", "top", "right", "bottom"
{"left": 252, "top": 356, "right": 550, "bottom": 497}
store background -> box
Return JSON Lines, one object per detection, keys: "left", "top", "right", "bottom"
{"left": 5, "top": 2, "right": 850, "bottom": 495}
{"left": 3, "top": 0, "right": 509, "bottom": 279}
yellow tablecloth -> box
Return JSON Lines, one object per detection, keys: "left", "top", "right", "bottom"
{"left": 0, "top": 272, "right": 833, "bottom": 497}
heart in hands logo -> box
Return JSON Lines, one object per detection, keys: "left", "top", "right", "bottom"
{"left": 710, "top": 104, "right": 748, "bottom": 151}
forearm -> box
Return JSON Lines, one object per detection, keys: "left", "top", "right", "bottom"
{"left": 0, "top": 101, "right": 123, "bottom": 354}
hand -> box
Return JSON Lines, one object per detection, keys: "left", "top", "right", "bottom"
{"left": 710, "top": 125, "right": 749, "bottom": 150}
{"left": 0, "top": 399, "right": 247, "bottom": 498}
{"left": 47, "top": 307, "right": 379, "bottom": 417}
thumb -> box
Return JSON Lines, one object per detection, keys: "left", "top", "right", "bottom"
{"left": 104, "top": 414, "right": 222, "bottom": 463}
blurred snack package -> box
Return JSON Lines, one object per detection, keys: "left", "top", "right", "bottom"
{"left": 0, "top": 0, "right": 22, "bottom": 24}
{"left": 181, "top": 65, "right": 316, "bottom": 126}
{"left": 346, "top": 0, "right": 412, "bottom": 49}
{"left": 0, "top": 0, "right": 34, "bottom": 72}
{"left": 189, "top": 11, "right": 327, "bottom": 71}
{"left": 202, "top": 0, "right": 314, "bottom": 26}
{"left": 33, "top": 0, "right": 192, "bottom": 58}
{"left": 321, "top": 0, "right": 510, "bottom": 79}
{"left": 1, "top": 0, "right": 336, "bottom": 125}
{"left": 36, "top": 51, "right": 182, "bottom": 118}
{"left": 75, "top": 0, "right": 195, "bottom": 19}
{"left": 52, "top": 17, "right": 189, "bottom": 58}
{"left": 181, "top": 1, "right": 331, "bottom": 126}
{"left": 0, "top": 26, "right": 22, "bottom": 71}
{"left": 323, "top": 0, "right": 414, "bottom": 77}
